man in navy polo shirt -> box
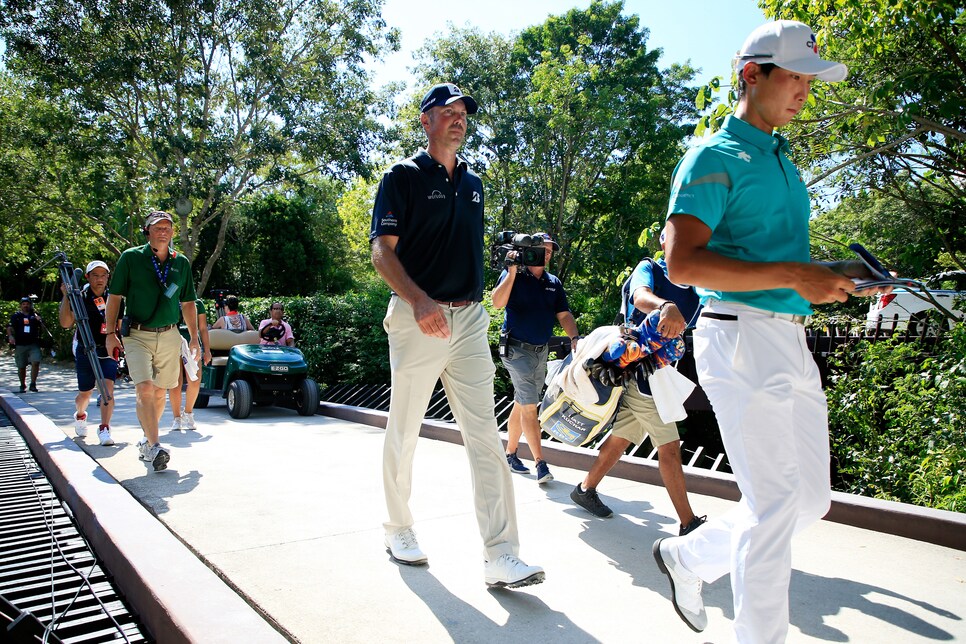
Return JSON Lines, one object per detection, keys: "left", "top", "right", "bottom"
{"left": 491, "top": 232, "right": 578, "bottom": 484}
{"left": 370, "top": 82, "right": 544, "bottom": 589}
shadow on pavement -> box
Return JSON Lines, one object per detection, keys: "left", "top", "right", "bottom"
{"left": 397, "top": 564, "right": 596, "bottom": 643}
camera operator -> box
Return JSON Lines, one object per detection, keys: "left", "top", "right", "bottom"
{"left": 491, "top": 232, "right": 579, "bottom": 484}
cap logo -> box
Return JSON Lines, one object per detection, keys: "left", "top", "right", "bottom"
{"left": 807, "top": 35, "right": 818, "bottom": 54}
{"left": 447, "top": 84, "right": 459, "bottom": 96}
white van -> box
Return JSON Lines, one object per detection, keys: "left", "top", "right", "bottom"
{"left": 866, "top": 271, "right": 966, "bottom": 334}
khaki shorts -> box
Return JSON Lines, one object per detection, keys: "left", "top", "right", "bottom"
{"left": 610, "top": 383, "right": 680, "bottom": 448}
{"left": 124, "top": 327, "right": 183, "bottom": 389}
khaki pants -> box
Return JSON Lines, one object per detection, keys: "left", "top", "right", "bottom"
{"left": 382, "top": 296, "right": 519, "bottom": 561}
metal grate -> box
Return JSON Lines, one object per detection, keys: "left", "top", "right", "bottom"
{"left": 319, "top": 384, "right": 731, "bottom": 473}
{"left": 0, "top": 412, "right": 151, "bottom": 643}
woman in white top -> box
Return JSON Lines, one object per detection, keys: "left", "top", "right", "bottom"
{"left": 211, "top": 295, "right": 255, "bottom": 332}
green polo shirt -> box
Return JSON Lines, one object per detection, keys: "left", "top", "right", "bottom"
{"left": 110, "top": 244, "right": 197, "bottom": 327}
{"left": 667, "top": 115, "right": 813, "bottom": 315}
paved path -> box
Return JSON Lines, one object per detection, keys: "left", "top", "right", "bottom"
{"left": 3, "top": 357, "right": 965, "bottom": 643}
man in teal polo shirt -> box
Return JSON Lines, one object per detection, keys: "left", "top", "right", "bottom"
{"left": 106, "top": 210, "right": 200, "bottom": 471}
{"left": 650, "top": 21, "right": 890, "bottom": 642}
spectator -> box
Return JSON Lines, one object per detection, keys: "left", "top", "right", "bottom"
{"left": 259, "top": 302, "right": 294, "bottom": 346}
{"left": 211, "top": 295, "right": 254, "bottom": 332}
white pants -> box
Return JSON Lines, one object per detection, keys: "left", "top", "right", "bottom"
{"left": 668, "top": 301, "right": 831, "bottom": 644}
{"left": 382, "top": 296, "right": 519, "bottom": 561}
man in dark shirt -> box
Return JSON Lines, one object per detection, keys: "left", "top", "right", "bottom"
{"left": 491, "top": 233, "right": 578, "bottom": 484}
{"left": 570, "top": 241, "right": 705, "bottom": 538}
{"left": 7, "top": 297, "right": 44, "bottom": 392}
{"left": 370, "top": 82, "right": 544, "bottom": 589}
{"left": 59, "top": 260, "right": 119, "bottom": 446}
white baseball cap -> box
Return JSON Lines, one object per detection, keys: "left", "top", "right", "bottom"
{"left": 86, "top": 260, "right": 110, "bottom": 274}
{"left": 735, "top": 20, "right": 847, "bottom": 82}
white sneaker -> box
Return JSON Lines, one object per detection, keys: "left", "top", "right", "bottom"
{"left": 484, "top": 554, "right": 545, "bottom": 589}
{"left": 73, "top": 411, "right": 88, "bottom": 437}
{"left": 384, "top": 528, "right": 428, "bottom": 565}
{"left": 170, "top": 416, "right": 183, "bottom": 431}
{"left": 138, "top": 441, "right": 170, "bottom": 471}
{"left": 97, "top": 426, "right": 114, "bottom": 446}
{"left": 182, "top": 411, "right": 196, "bottom": 430}
{"left": 652, "top": 538, "right": 707, "bottom": 632}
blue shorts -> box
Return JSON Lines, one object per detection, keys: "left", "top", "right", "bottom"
{"left": 75, "top": 349, "right": 118, "bottom": 392}
{"left": 500, "top": 342, "right": 549, "bottom": 405}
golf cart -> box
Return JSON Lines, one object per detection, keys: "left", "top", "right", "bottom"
{"left": 193, "top": 329, "right": 320, "bottom": 419}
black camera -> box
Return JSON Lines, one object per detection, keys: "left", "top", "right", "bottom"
{"left": 211, "top": 289, "right": 229, "bottom": 308}
{"left": 489, "top": 231, "right": 548, "bottom": 270}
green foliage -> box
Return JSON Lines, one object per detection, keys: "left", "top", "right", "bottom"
{"left": 242, "top": 284, "right": 393, "bottom": 388}
{"left": 762, "top": 0, "right": 966, "bottom": 271}
{"left": 1, "top": 0, "right": 399, "bottom": 291}
{"left": 810, "top": 187, "right": 951, "bottom": 279}
{"left": 411, "top": 1, "right": 695, "bottom": 317}
{"left": 197, "top": 188, "right": 353, "bottom": 297}
{"left": 826, "top": 325, "right": 966, "bottom": 511}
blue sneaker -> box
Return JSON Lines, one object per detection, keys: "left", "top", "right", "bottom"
{"left": 506, "top": 451, "right": 530, "bottom": 474}
{"left": 535, "top": 460, "right": 553, "bottom": 484}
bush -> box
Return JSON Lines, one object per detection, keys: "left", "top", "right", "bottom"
{"left": 826, "top": 323, "right": 966, "bottom": 512}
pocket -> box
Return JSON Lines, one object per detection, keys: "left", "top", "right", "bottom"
{"left": 382, "top": 296, "right": 397, "bottom": 334}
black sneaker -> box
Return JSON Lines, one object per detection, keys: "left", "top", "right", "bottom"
{"left": 506, "top": 451, "right": 530, "bottom": 474}
{"left": 28, "top": 383, "right": 38, "bottom": 392}
{"left": 679, "top": 515, "right": 707, "bottom": 536}
{"left": 19, "top": 384, "right": 26, "bottom": 393}
{"left": 570, "top": 484, "right": 613, "bottom": 518}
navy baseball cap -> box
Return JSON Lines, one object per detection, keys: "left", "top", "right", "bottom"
{"left": 20, "top": 296, "right": 31, "bottom": 303}
{"left": 420, "top": 83, "right": 479, "bottom": 114}
{"left": 533, "top": 232, "right": 559, "bottom": 250}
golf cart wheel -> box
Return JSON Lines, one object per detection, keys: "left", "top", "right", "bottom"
{"left": 295, "top": 378, "right": 320, "bottom": 416}
{"left": 227, "top": 380, "right": 253, "bottom": 419}
{"left": 194, "top": 393, "right": 209, "bottom": 409}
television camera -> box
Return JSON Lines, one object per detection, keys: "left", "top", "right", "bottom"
{"left": 489, "top": 231, "right": 549, "bottom": 271}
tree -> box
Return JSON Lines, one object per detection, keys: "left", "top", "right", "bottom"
{"left": 1, "top": 0, "right": 399, "bottom": 291}
{"left": 197, "top": 186, "right": 353, "bottom": 297}
{"left": 410, "top": 1, "right": 696, "bottom": 323}
{"left": 697, "top": 1, "right": 965, "bottom": 271}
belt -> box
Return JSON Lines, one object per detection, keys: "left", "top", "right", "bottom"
{"left": 435, "top": 300, "right": 475, "bottom": 308}
{"left": 506, "top": 337, "right": 548, "bottom": 351}
{"left": 701, "top": 311, "right": 809, "bottom": 326}
{"left": 130, "top": 322, "right": 176, "bottom": 332}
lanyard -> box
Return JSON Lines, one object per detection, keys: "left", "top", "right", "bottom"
{"left": 151, "top": 255, "right": 170, "bottom": 288}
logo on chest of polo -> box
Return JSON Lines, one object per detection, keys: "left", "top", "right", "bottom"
{"left": 427, "top": 190, "right": 446, "bottom": 200}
